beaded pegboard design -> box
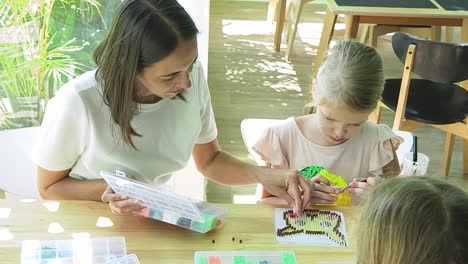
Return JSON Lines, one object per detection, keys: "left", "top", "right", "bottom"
{"left": 275, "top": 208, "right": 348, "bottom": 247}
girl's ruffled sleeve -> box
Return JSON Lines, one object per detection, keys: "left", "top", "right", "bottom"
{"left": 369, "top": 124, "right": 404, "bottom": 176}
{"left": 253, "top": 127, "right": 289, "bottom": 169}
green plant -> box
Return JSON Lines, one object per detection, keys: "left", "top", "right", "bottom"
{"left": 0, "top": 0, "right": 104, "bottom": 129}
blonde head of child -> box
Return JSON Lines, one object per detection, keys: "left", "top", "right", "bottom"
{"left": 253, "top": 41, "right": 396, "bottom": 204}
{"left": 356, "top": 177, "right": 468, "bottom": 264}
{"left": 306, "top": 41, "right": 384, "bottom": 146}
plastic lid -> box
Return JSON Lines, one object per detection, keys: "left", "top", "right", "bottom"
{"left": 101, "top": 170, "right": 205, "bottom": 222}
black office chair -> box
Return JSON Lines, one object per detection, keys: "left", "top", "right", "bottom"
{"left": 371, "top": 32, "right": 468, "bottom": 176}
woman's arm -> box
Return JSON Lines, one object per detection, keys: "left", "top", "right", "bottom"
{"left": 192, "top": 139, "right": 256, "bottom": 185}
{"left": 192, "top": 139, "right": 336, "bottom": 214}
{"left": 37, "top": 166, "right": 107, "bottom": 201}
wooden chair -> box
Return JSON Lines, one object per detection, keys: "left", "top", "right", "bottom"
{"left": 370, "top": 32, "right": 468, "bottom": 176}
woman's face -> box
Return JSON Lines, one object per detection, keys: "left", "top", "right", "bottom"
{"left": 316, "top": 101, "right": 371, "bottom": 146}
{"left": 135, "top": 38, "right": 198, "bottom": 102}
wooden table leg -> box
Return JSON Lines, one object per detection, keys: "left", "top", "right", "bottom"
{"left": 461, "top": 19, "right": 468, "bottom": 92}
{"left": 274, "top": 0, "right": 287, "bottom": 52}
{"left": 442, "top": 133, "right": 455, "bottom": 176}
{"left": 445, "top": 26, "right": 454, "bottom": 42}
{"left": 344, "top": 15, "right": 360, "bottom": 40}
{"left": 430, "top": 26, "right": 441, "bottom": 41}
{"left": 311, "top": 8, "right": 338, "bottom": 77}
{"left": 463, "top": 139, "right": 468, "bottom": 176}
{"left": 461, "top": 19, "right": 468, "bottom": 176}
{"left": 267, "top": 0, "right": 277, "bottom": 23}
{"left": 359, "top": 24, "right": 370, "bottom": 43}
{"left": 285, "top": 0, "right": 307, "bottom": 60}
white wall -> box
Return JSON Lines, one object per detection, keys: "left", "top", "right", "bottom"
{"left": 0, "top": 127, "right": 41, "bottom": 199}
{"left": 178, "top": 0, "right": 210, "bottom": 76}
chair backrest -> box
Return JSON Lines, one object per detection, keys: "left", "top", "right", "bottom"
{"left": 0, "top": 127, "right": 41, "bottom": 199}
{"left": 392, "top": 32, "right": 468, "bottom": 83}
{"left": 240, "top": 118, "right": 284, "bottom": 166}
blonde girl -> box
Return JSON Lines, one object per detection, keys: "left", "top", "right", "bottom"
{"left": 357, "top": 177, "right": 468, "bottom": 264}
{"left": 254, "top": 41, "right": 401, "bottom": 204}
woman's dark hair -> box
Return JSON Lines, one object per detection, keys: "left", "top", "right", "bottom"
{"left": 93, "top": 0, "right": 199, "bottom": 148}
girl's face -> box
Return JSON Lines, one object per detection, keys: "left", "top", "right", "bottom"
{"left": 135, "top": 38, "right": 198, "bottom": 102}
{"left": 316, "top": 101, "right": 371, "bottom": 146}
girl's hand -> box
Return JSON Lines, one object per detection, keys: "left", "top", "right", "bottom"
{"left": 348, "top": 176, "right": 382, "bottom": 196}
{"left": 307, "top": 174, "right": 342, "bottom": 204}
{"left": 101, "top": 186, "right": 145, "bottom": 215}
{"left": 255, "top": 168, "right": 339, "bottom": 214}
{"left": 255, "top": 168, "right": 309, "bottom": 214}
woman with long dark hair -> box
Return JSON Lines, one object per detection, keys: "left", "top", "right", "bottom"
{"left": 33, "top": 0, "right": 336, "bottom": 215}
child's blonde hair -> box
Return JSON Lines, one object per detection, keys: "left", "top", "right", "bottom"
{"left": 305, "top": 41, "right": 384, "bottom": 114}
{"left": 356, "top": 177, "right": 468, "bottom": 264}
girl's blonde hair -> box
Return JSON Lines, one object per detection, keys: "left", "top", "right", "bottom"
{"left": 357, "top": 177, "right": 468, "bottom": 264}
{"left": 305, "top": 41, "right": 384, "bottom": 114}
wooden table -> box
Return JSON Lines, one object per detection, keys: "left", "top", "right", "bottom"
{"left": 313, "top": 0, "right": 468, "bottom": 79}
{"left": 0, "top": 200, "right": 357, "bottom": 263}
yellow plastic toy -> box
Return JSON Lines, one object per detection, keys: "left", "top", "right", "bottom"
{"left": 300, "top": 166, "right": 351, "bottom": 206}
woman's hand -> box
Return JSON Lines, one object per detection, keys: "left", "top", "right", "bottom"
{"left": 308, "top": 174, "right": 342, "bottom": 203}
{"left": 255, "top": 168, "right": 339, "bottom": 214}
{"left": 101, "top": 186, "right": 145, "bottom": 215}
{"left": 348, "top": 176, "right": 382, "bottom": 196}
